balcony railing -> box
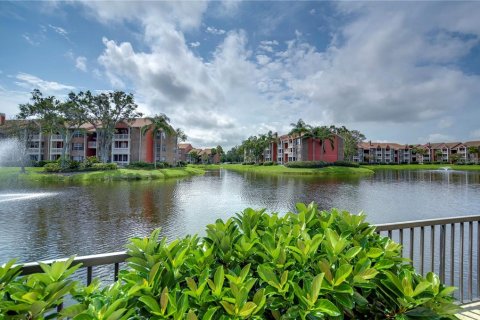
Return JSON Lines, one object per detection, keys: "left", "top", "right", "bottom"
{"left": 50, "top": 134, "right": 63, "bottom": 140}
{"left": 113, "top": 134, "right": 129, "bottom": 140}
{"left": 87, "top": 141, "right": 97, "bottom": 148}
{"left": 16, "top": 214, "right": 480, "bottom": 310}
{"left": 31, "top": 134, "right": 41, "bottom": 140}
{"left": 50, "top": 148, "right": 63, "bottom": 154}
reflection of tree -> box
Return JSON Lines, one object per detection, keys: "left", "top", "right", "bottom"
{"left": 142, "top": 186, "right": 155, "bottom": 221}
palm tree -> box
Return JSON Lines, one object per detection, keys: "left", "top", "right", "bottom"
{"left": 174, "top": 128, "right": 187, "bottom": 164}
{"left": 468, "top": 146, "right": 479, "bottom": 163}
{"left": 289, "top": 119, "right": 310, "bottom": 161}
{"left": 313, "top": 126, "right": 335, "bottom": 161}
{"left": 141, "top": 114, "right": 174, "bottom": 168}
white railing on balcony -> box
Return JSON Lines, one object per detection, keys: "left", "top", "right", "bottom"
{"left": 31, "top": 134, "right": 41, "bottom": 140}
{"left": 50, "top": 134, "right": 63, "bottom": 140}
{"left": 113, "top": 134, "right": 129, "bottom": 140}
{"left": 88, "top": 141, "right": 97, "bottom": 149}
{"left": 112, "top": 148, "right": 129, "bottom": 154}
{"left": 50, "top": 148, "right": 63, "bottom": 153}
{"left": 27, "top": 148, "right": 40, "bottom": 153}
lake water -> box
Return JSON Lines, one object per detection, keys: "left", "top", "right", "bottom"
{"left": 1, "top": 169, "right": 480, "bottom": 263}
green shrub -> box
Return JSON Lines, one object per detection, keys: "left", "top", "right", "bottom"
{"left": 0, "top": 204, "right": 459, "bottom": 319}
{"left": 333, "top": 161, "right": 360, "bottom": 168}
{"left": 69, "top": 160, "right": 81, "bottom": 170}
{"left": 91, "top": 163, "right": 117, "bottom": 170}
{"left": 127, "top": 161, "right": 155, "bottom": 169}
{"left": 263, "top": 161, "right": 274, "bottom": 166}
{"left": 177, "top": 161, "right": 187, "bottom": 167}
{"left": 43, "top": 162, "right": 61, "bottom": 172}
{"left": 285, "top": 161, "right": 329, "bottom": 168}
{"left": 83, "top": 156, "right": 100, "bottom": 168}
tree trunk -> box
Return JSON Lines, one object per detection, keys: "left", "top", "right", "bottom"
{"left": 154, "top": 133, "right": 157, "bottom": 169}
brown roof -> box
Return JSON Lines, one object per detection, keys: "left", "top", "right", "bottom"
{"left": 357, "top": 142, "right": 406, "bottom": 150}
{"left": 178, "top": 143, "right": 193, "bottom": 149}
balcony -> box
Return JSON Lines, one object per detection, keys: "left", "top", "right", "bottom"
{"left": 50, "top": 148, "right": 63, "bottom": 154}
{"left": 112, "top": 147, "right": 129, "bottom": 154}
{"left": 50, "top": 134, "right": 63, "bottom": 141}
{"left": 27, "top": 147, "right": 41, "bottom": 153}
{"left": 31, "top": 134, "right": 41, "bottom": 141}
{"left": 88, "top": 141, "right": 97, "bottom": 149}
{"left": 113, "top": 134, "right": 129, "bottom": 140}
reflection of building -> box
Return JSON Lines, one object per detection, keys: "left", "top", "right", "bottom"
{"left": 0, "top": 117, "right": 181, "bottom": 165}
{"left": 353, "top": 141, "right": 480, "bottom": 164}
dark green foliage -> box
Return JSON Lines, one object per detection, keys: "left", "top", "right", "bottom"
{"left": 0, "top": 204, "right": 459, "bottom": 319}
{"left": 91, "top": 163, "right": 117, "bottom": 170}
{"left": 127, "top": 161, "right": 155, "bottom": 169}
{"left": 285, "top": 161, "right": 329, "bottom": 168}
{"left": 263, "top": 161, "right": 275, "bottom": 166}
{"left": 44, "top": 162, "right": 61, "bottom": 172}
{"left": 177, "top": 161, "right": 187, "bottom": 167}
{"left": 333, "top": 161, "right": 360, "bottom": 168}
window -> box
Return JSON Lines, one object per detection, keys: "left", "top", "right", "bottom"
{"left": 113, "top": 154, "right": 128, "bottom": 162}
{"left": 72, "top": 143, "right": 84, "bottom": 150}
{"left": 114, "top": 141, "right": 128, "bottom": 149}
{"left": 72, "top": 131, "right": 84, "bottom": 138}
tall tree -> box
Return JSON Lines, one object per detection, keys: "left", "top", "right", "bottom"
{"left": 467, "top": 146, "right": 479, "bottom": 164}
{"left": 141, "top": 114, "right": 174, "bottom": 168}
{"left": 330, "top": 126, "right": 366, "bottom": 161}
{"left": 78, "top": 91, "right": 141, "bottom": 163}
{"left": 289, "top": 119, "right": 310, "bottom": 161}
{"left": 174, "top": 127, "right": 187, "bottom": 164}
{"left": 18, "top": 89, "right": 88, "bottom": 168}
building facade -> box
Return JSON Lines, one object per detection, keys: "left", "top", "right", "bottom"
{"left": 0, "top": 117, "right": 181, "bottom": 166}
{"left": 262, "top": 132, "right": 344, "bottom": 164}
{"left": 354, "top": 141, "right": 480, "bottom": 164}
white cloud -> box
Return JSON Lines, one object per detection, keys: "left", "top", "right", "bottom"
{"left": 88, "top": 1, "right": 480, "bottom": 148}
{"left": 48, "top": 24, "right": 70, "bottom": 41}
{"left": 15, "top": 73, "right": 75, "bottom": 91}
{"left": 22, "top": 34, "right": 39, "bottom": 46}
{"left": 190, "top": 41, "right": 200, "bottom": 48}
{"left": 309, "top": 8, "right": 316, "bottom": 15}
{"left": 0, "top": 87, "right": 30, "bottom": 118}
{"left": 206, "top": 26, "right": 226, "bottom": 35}
{"left": 75, "top": 56, "right": 87, "bottom": 72}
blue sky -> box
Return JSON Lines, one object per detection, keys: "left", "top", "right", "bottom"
{"left": 1, "top": 1, "right": 480, "bottom": 148}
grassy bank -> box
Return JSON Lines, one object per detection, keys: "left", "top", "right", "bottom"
{"left": 363, "top": 164, "right": 480, "bottom": 171}
{"left": 212, "top": 163, "right": 374, "bottom": 175}
{"left": 0, "top": 167, "right": 205, "bottom": 182}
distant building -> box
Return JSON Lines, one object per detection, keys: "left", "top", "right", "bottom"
{"left": 353, "top": 141, "right": 480, "bottom": 164}
{"left": 178, "top": 143, "right": 193, "bottom": 162}
{"left": 0, "top": 117, "right": 181, "bottom": 165}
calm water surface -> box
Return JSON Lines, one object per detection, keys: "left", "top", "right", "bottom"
{"left": 0, "top": 169, "right": 479, "bottom": 263}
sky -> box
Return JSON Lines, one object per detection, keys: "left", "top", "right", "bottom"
{"left": 1, "top": 1, "right": 480, "bottom": 149}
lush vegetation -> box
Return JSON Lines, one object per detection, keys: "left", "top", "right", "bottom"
{"left": 0, "top": 167, "right": 204, "bottom": 182}
{"left": 0, "top": 203, "right": 458, "bottom": 319}
{"left": 363, "top": 164, "right": 480, "bottom": 171}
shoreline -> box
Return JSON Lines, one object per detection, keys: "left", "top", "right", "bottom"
{"left": 0, "top": 167, "right": 205, "bottom": 182}
{"left": 190, "top": 163, "right": 374, "bottom": 175}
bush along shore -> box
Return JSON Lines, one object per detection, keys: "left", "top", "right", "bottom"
{"left": 0, "top": 203, "right": 459, "bottom": 319}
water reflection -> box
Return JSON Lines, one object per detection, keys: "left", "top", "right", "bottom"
{"left": 0, "top": 169, "right": 479, "bottom": 263}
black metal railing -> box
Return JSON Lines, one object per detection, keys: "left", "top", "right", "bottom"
{"left": 17, "top": 215, "right": 480, "bottom": 305}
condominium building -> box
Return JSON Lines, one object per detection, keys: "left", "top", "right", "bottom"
{"left": 263, "top": 132, "right": 344, "bottom": 164}
{"left": 354, "top": 141, "right": 480, "bottom": 164}
{"left": 0, "top": 117, "right": 181, "bottom": 165}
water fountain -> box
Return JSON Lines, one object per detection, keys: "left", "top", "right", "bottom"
{"left": 439, "top": 166, "right": 451, "bottom": 171}
{"left": 0, "top": 138, "right": 29, "bottom": 169}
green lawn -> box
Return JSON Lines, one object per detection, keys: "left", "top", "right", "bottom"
{"left": 203, "top": 163, "right": 374, "bottom": 175}
{"left": 362, "top": 164, "right": 480, "bottom": 171}
{"left": 0, "top": 167, "right": 205, "bottom": 182}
